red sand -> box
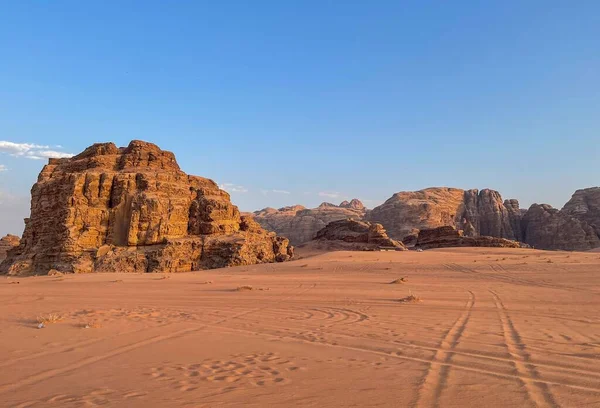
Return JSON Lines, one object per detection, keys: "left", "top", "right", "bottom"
{"left": 1, "top": 247, "right": 599, "bottom": 407}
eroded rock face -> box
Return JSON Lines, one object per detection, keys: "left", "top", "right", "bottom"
{"left": 521, "top": 204, "right": 600, "bottom": 251}
{"left": 415, "top": 226, "right": 523, "bottom": 250}
{"left": 366, "top": 187, "right": 523, "bottom": 241}
{"left": 311, "top": 219, "right": 406, "bottom": 251}
{"left": 0, "top": 141, "right": 293, "bottom": 275}
{"left": 253, "top": 200, "right": 366, "bottom": 245}
{"left": 0, "top": 235, "right": 20, "bottom": 263}
{"left": 562, "top": 187, "right": 600, "bottom": 238}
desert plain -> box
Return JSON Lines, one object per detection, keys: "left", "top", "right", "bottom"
{"left": 1, "top": 247, "right": 599, "bottom": 407}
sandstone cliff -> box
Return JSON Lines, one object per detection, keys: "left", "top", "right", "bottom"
{"left": 366, "top": 187, "right": 523, "bottom": 241}
{"left": 0, "top": 141, "right": 293, "bottom": 275}
{"left": 562, "top": 187, "right": 600, "bottom": 238}
{"left": 314, "top": 219, "right": 405, "bottom": 249}
{"left": 253, "top": 200, "right": 366, "bottom": 245}
{"left": 521, "top": 204, "right": 600, "bottom": 251}
{"left": 415, "top": 226, "right": 523, "bottom": 250}
{"left": 0, "top": 235, "right": 20, "bottom": 264}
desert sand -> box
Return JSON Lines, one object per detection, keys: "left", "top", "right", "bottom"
{"left": 1, "top": 248, "right": 600, "bottom": 407}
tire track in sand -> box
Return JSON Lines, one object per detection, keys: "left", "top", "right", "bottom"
{"left": 0, "top": 283, "right": 317, "bottom": 395}
{"left": 490, "top": 289, "right": 558, "bottom": 408}
{"left": 414, "top": 290, "right": 475, "bottom": 408}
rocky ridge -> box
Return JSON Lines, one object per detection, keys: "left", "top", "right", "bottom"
{"left": 311, "top": 219, "right": 406, "bottom": 251}
{"left": 366, "top": 187, "right": 524, "bottom": 242}
{"left": 367, "top": 187, "right": 600, "bottom": 251}
{"left": 0, "top": 141, "right": 293, "bottom": 275}
{"left": 521, "top": 204, "right": 600, "bottom": 251}
{"left": 253, "top": 200, "right": 366, "bottom": 245}
{"left": 562, "top": 187, "right": 600, "bottom": 238}
{"left": 415, "top": 226, "right": 523, "bottom": 250}
{"left": 0, "top": 235, "right": 20, "bottom": 264}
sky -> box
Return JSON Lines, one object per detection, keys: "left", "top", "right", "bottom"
{"left": 0, "top": 1, "right": 599, "bottom": 236}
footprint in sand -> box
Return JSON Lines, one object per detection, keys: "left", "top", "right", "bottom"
{"left": 147, "top": 352, "right": 305, "bottom": 392}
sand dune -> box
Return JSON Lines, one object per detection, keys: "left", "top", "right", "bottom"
{"left": 1, "top": 248, "right": 600, "bottom": 407}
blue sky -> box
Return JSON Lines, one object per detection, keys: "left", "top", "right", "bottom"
{"left": 1, "top": 1, "right": 599, "bottom": 235}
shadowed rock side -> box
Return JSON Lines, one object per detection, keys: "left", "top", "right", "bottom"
{"left": 415, "top": 226, "right": 524, "bottom": 250}
{"left": 307, "top": 219, "right": 406, "bottom": 251}
{"left": 522, "top": 204, "right": 600, "bottom": 251}
{"left": 253, "top": 200, "right": 366, "bottom": 245}
{"left": 366, "top": 187, "right": 524, "bottom": 242}
{"left": 562, "top": 187, "right": 600, "bottom": 238}
{"left": 0, "top": 141, "right": 293, "bottom": 276}
{"left": 0, "top": 235, "right": 20, "bottom": 263}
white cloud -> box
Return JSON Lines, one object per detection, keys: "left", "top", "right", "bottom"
{"left": 318, "top": 191, "right": 341, "bottom": 199}
{"left": 261, "top": 188, "right": 291, "bottom": 195}
{"left": 219, "top": 183, "right": 248, "bottom": 193}
{"left": 0, "top": 141, "right": 49, "bottom": 153}
{"left": 0, "top": 140, "right": 74, "bottom": 160}
{"left": 34, "top": 150, "right": 74, "bottom": 159}
{"left": 0, "top": 164, "right": 7, "bottom": 172}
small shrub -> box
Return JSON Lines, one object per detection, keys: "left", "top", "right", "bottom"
{"left": 37, "top": 313, "right": 63, "bottom": 325}
{"left": 236, "top": 285, "right": 254, "bottom": 291}
{"left": 399, "top": 290, "right": 422, "bottom": 303}
{"left": 83, "top": 321, "right": 102, "bottom": 329}
{"left": 389, "top": 278, "right": 407, "bottom": 284}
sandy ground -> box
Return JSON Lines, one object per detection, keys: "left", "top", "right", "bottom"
{"left": 1, "top": 248, "right": 600, "bottom": 408}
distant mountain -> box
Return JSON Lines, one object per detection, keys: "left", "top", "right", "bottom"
{"left": 253, "top": 200, "right": 366, "bottom": 245}
{"left": 253, "top": 187, "right": 600, "bottom": 251}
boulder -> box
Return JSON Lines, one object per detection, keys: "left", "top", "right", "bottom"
{"left": 0, "top": 140, "right": 293, "bottom": 275}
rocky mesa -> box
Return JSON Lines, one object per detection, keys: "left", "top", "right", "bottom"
{"left": 253, "top": 199, "right": 366, "bottom": 245}
{"left": 308, "top": 219, "right": 406, "bottom": 251}
{"left": 414, "top": 226, "right": 523, "bottom": 250}
{"left": 366, "top": 187, "right": 524, "bottom": 242}
{"left": 0, "top": 141, "right": 293, "bottom": 275}
{"left": 367, "top": 187, "right": 600, "bottom": 251}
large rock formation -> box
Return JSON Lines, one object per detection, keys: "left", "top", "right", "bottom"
{"left": 0, "top": 141, "right": 293, "bottom": 275}
{"left": 521, "top": 204, "right": 600, "bottom": 251}
{"left": 415, "top": 226, "right": 523, "bottom": 250}
{"left": 562, "top": 187, "right": 600, "bottom": 238}
{"left": 366, "top": 187, "right": 523, "bottom": 242}
{"left": 307, "top": 219, "right": 406, "bottom": 251}
{"left": 253, "top": 200, "right": 366, "bottom": 245}
{"left": 0, "top": 235, "right": 20, "bottom": 264}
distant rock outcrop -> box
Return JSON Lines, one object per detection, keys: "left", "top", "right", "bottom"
{"left": 561, "top": 187, "right": 600, "bottom": 238}
{"left": 415, "top": 226, "right": 523, "bottom": 250}
{"left": 366, "top": 187, "right": 523, "bottom": 241}
{"left": 521, "top": 204, "right": 600, "bottom": 251}
{"left": 0, "top": 141, "right": 293, "bottom": 275}
{"left": 310, "top": 219, "right": 406, "bottom": 251}
{"left": 253, "top": 200, "right": 366, "bottom": 245}
{"left": 0, "top": 235, "right": 20, "bottom": 264}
